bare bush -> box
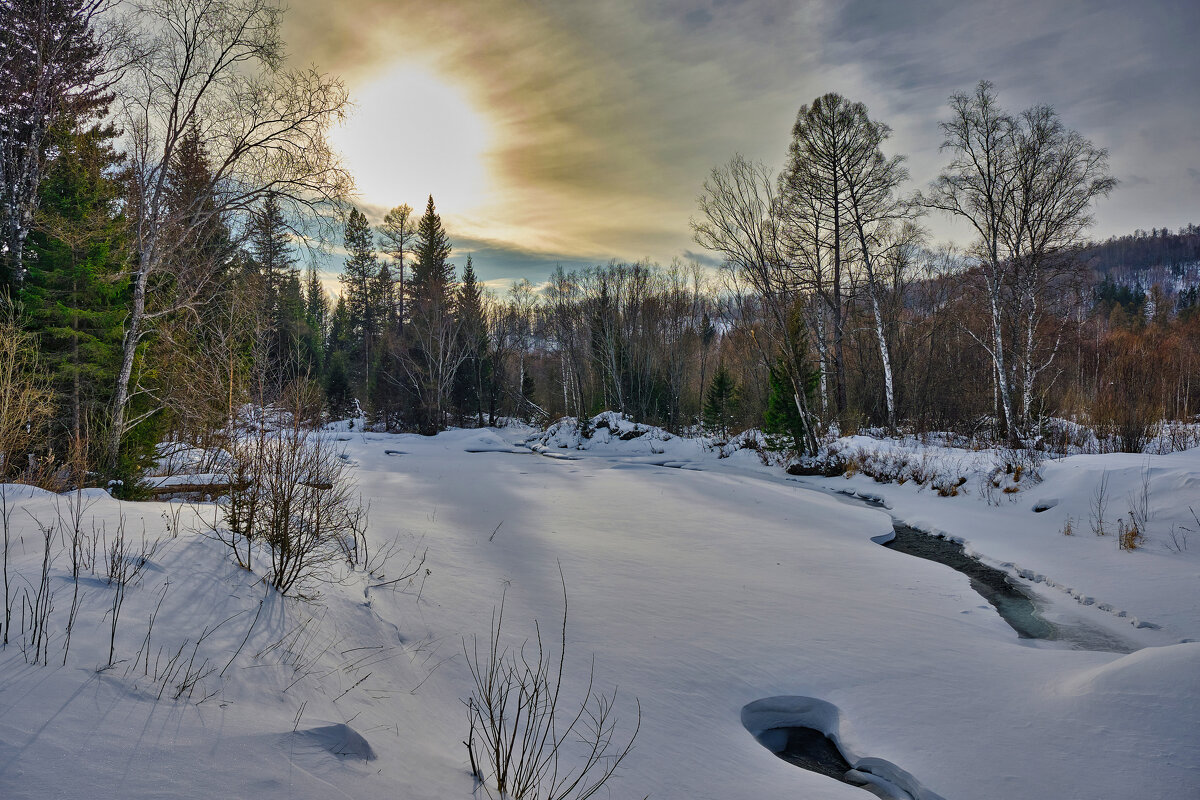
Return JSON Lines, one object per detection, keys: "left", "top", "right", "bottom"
{"left": 1164, "top": 507, "right": 1198, "bottom": 554}
{"left": 21, "top": 520, "right": 55, "bottom": 664}
{"left": 103, "top": 513, "right": 159, "bottom": 667}
{"left": 214, "top": 422, "right": 366, "bottom": 596}
{"left": 463, "top": 575, "right": 640, "bottom": 800}
{"left": 1, "top": 485, "right": 14, "bottom": 645}
{"left": 0, "top": 304, "right": 54, "bottom": 483}
{"left": 1120, "top": 465, "right": 1152, "bottom": 552}
{"left": 1089, "top": 471, "right": 1110, "bottom": 536}
{"left": 1117, "top": 517, "right": 1145, "bottom": 551}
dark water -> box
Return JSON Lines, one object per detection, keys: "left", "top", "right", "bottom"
{"left": 884, "top": 525, "right": 1133, "bottom": 652}
{"left": 886, "top": 525, "right": 1053, "bottom": 640}
{"left": 767, "top": 727, "right": 854, "bottom": 781}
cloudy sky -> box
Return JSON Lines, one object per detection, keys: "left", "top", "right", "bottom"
{"left": 282, "top": 0, "right": 1200, "bottom": 287}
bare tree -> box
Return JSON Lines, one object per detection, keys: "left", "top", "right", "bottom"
{"left": 394, "top": 294, "right": 469, "bottom": 433}
{"left": 923, "top": 82, "right": 1018, "bottom": 438}
{"left": 778, "top": 94, "right": 858, "bottom": 419}
{"left": 693, "top": 154, "right": 818, "bottom": 452}
{"left": 923, "top": 81, "right": 1113, "bottom": 442}
{"left": 1004, "top": 104, "right": 1116, "bottom": 431}
{"left": 107, "top": 0, "right": 350, "bottom": 467}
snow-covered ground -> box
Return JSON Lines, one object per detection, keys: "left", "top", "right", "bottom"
{"left": 1, "top": 420, "right": 1197, "bottom": 799}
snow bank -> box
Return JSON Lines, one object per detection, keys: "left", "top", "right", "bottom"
{"left": 0, "top": 423, "right": 1196, "bottom": 799}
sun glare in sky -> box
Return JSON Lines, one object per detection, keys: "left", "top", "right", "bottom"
{"left": 333, "top": 64, "right": 492, "bottom": 216}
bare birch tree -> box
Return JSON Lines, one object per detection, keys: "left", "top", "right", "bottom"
{"left": 107, "top": 0, "right": 350, "bottom": 467}
{"left": 924, "top": 82, "right": 1113, "bottom": 441}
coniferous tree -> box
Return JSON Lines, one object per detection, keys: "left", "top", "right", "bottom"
{"left": 304, "top": 263, "right": 329, "bottom": 333}
{"left": 20, "top": 118, "right": 126, "bottom": 449}
{"left": 402, "top": 196, "right": 460, "bottom": 433}
{"left": 410, "top": 195, "right": 454, "bottom": 307}
{"left": 379, "top": 203, "right": 416, "bottom": 333}
{"left": 324, "top": 295, "right": 353, "bottom": 415}
{"left": 248, "top": 192, "right": 305, "bottom": 379}
{"left": 454, "top": 255, "right": 490, "bottom": 426}
{"left": 339, "top": 207, "right": 377, "bottom": 400}
{"left": 154, "top": 124, "right": 239, "bottom": 434}
{"left": 369, "top": 259, "right": 398, "bottom": 422}
{"left": 763, "top": 360, "right": 816, "bottom": 453}
{"left": 0, "top": 0, "right": 111, "bottom": 290}
{"left": 249, "top": 194, "right": 295, "bottom": 293}
{"left": 161, "top": 125, "right": 234, "bottom": 285}
{"left": 702, "top": 362, "right": 738, "bottom": 440}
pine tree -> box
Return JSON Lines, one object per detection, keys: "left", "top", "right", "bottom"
{"left": 339, "top": 207, "right": 377, "bottom": 398}
{"left": 379, "top": 203, "right": 416, "bottom": 332}
{"left": 702, "top": 363, "right": 738, "bottom": 440}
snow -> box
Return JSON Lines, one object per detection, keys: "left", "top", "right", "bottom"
{"left": 1, "top": 421, "right": 1197, "bottom": 799}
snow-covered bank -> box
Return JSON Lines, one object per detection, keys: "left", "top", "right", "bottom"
{"left": 1, "top": 422, "right": 1197, "bottom": 799}
{"left": 794, "top": 435, "right": 1200, "bottom": 643}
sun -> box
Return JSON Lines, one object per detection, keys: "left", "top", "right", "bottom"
{"left": 333, "top": 63, "right": 492, "bottom": 215}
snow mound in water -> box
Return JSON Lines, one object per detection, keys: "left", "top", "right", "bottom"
{"left": 741, "top": 696, "right": 948, "bottom": 800}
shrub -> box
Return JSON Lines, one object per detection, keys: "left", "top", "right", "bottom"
{"left": 214, "top": 422, "right": 365, "bottom": 596}
{"left": 463, "top": 576, "right": 640, "bottom": 800}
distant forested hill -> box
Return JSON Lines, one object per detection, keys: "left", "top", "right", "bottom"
{"left": 1082, "top": 225, "right": 1200, "bottom": 275}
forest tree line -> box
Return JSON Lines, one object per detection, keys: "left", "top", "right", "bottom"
{"left": 2, "top": 0, "right": 1199, "bottom": 496}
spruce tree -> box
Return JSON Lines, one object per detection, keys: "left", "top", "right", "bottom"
{"left": 454, "top": 255, "right": 490, "bottom": 425}
{"left": 248, "top": 192, "right": 304, "bottom": 378}
{"left": 368, "top": 259, "right": 398, "bottom": 421}
{"left": 162, "top": 125, "right": 233, "bottom": 283}
{"left": 702, "top": 363, "right": 738, "bottom": 440}
{"left": 403, "top": 195, "right": 459, "bottom": 433}
{"left": 249, "top": 193, "right": 295, "bottom": 294}
{"left": 324, "top": 296, "right": 354, "bottom": 414}
{"left": 410, "top": 195, "right": 453, "bottom": 308}
{"left": 0, "top": 0, "right": 111, "bottom": 289}
{"left": 339, "top": 207, "right": 377, "bottom": 398}
{"left": 20, "top": 118, "right": 127, "bottom": 449}
{"left": 763, "top": 360, "right": 816, "bottom": 454}
{"left": 304, "top": 262, "right": 328, "bottom": 333}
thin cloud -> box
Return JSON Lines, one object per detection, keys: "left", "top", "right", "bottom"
{"left": 283, "top": 0, "right": 1200, "bottom": 277}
